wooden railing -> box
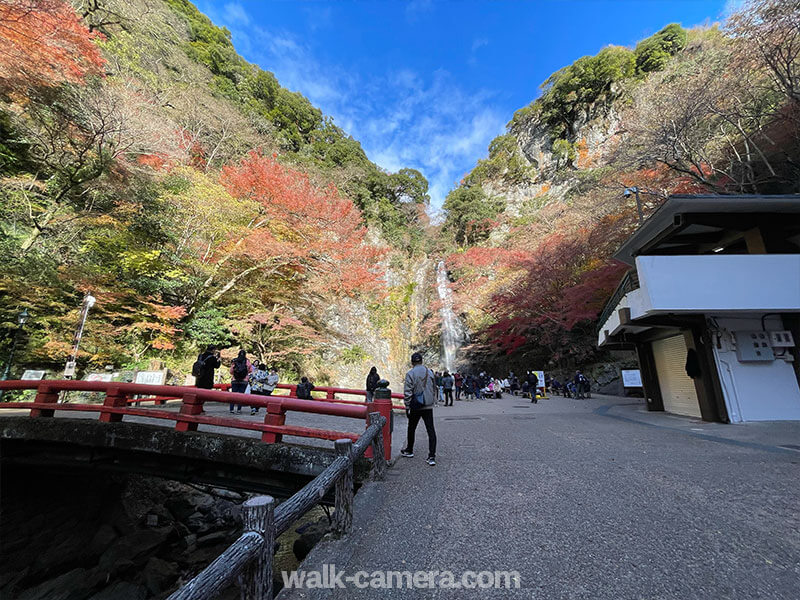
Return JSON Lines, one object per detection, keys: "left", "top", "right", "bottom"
{"left": 0, "top": 380, "right": 393, "bottom": 458}
{"left": 168, "top": 413, "right": 387, "bottom": 600}
{"left": 136, "top": 383, "right": 407, "bottom": 412}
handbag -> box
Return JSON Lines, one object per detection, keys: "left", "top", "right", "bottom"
{"left": 409, "top": 368, "right": 430, "bottom": 410}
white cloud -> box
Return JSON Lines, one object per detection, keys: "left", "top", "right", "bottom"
{"left": 223, "top": 2, "right": 250, "bottom": 26}
{"left": 208, "top": 3, "right": 504, "bottom": 211}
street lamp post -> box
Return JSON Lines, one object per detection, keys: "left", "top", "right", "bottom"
{"left": 624, "top": 186, "right": 644, "bottom": 225}
{"left": 0, "top": 308, "right": 30, "bottom": 401}
{"left": 60, "top": 293, "right": 96, "bottom": 403}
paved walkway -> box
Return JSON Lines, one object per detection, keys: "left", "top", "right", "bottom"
{"left": 277, "top": 393, "right": 800, "bottom": 599}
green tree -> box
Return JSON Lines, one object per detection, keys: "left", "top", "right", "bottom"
{"left": 635, "top": 23, "right": 688, "bottom": 74}
{"left": 443, "top": 186, "right": 505, "bottom": 246}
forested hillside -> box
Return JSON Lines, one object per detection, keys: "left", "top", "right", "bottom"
{"left": 440, "top": 0, "right": 799, "bottom": 376}
{"left": 0, "top": 0, "right": 434, "bottom": 385}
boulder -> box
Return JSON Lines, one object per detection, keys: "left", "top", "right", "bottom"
{"left": 88, "top": 581, "right": 148, "bottom": 600}
{"left": 142, "top": 557, "right": 179, "bottom": 596}
{"left": 292, "top": 520, "right": 329, "bottom": 562}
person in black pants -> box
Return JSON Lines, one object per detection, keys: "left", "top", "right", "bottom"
{"left": 441, "top": 370, "right": 454, "bottom": 406}
{"left": 401, "top": 352, "right": 437, "bottom": 466}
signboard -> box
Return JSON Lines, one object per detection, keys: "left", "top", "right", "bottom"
{"left": 63, "top": 361, "right": 76, "bottom": 378}
{"left": 534, "top": 371, "right": 545, "bottom": 391}
{"left": 134, "top": 370, "right": 167, "bottom": 386}
{"left": 622, "top": 369, "right": 643, "bottom": 387}
{"left": 21, "top": 370, "right": 46, "bottom": 381}
{"left": 86, "top": 372, "right": 113, "bottom": 383}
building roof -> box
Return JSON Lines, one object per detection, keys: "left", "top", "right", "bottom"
{"left": 614, "top": 195, "right": 800, "bottom": 265}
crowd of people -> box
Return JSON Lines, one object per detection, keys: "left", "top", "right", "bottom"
{"left": 190, "top": 344, "right": 593, "bottom": 422}
{"left": 191, "top": 345, "right": 308, "bottom": 415}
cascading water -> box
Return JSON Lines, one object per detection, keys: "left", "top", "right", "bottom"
{"left": 435, "top": 260, "right": 465, "bottom": 372}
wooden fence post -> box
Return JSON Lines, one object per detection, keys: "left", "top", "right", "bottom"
{"left": 262, "top": 401, "right": 286, "bottom": 443}
{"left": 239, "top": 496, "right": 274, "bottom": 600}
{"left": 175, "top": 391, "right": 203, "bottom": 432}
{"left": 30, "top": 383, "right": 59, "bottom": 418}
{"left": 334, "top": 438, "right": 353, "bottom": 536}
{"left": 368, "top": 413, "right": 386, "bottom": 480}
{"left": 99, "top": 385, "right": 127, "bottom": 423}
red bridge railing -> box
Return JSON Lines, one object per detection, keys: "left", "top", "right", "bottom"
{"left": 134, "top": 383, "right": 406, "bottom": 412}
{"left": 0, "top": 380, "right": 393, "bottom": 459}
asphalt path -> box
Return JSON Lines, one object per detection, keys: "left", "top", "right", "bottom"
{"left": 277, "top": 392, "right": 800, "bottom": 599}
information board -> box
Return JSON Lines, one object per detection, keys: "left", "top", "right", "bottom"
{"left": 86, "top": 372, "right": 113, "bottom": 383}
{"left": 621, "top": 369, "right": 643, "bottom": 387}
{"left": 21, "top": 370, "right": 46, "bottom": 381}
{"left": 134, "top": 370, "right": 166, "bottom": 386}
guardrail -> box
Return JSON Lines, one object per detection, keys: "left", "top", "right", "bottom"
{"left": 168, "top": 413, "right": 387, "bottom": 600}
{"left": 0, "top": 380, "right": 393, "bottom": 458}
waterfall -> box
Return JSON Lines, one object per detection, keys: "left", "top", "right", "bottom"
{"left": 435, "top": 260, "right": 464, "bottom": 372}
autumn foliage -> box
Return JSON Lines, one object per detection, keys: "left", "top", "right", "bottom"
{"left": 220, "top": 152, "right": 386, "bottom": 297}
{"left": 0, "top": 0, "right": 105, "bottom": 93}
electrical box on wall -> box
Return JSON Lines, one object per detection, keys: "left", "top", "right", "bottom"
{"left": 733, "top": 331, "right": 775, "bottom": 362}
{"left": 769, "top": 330, "right": 796, "bottom": 348}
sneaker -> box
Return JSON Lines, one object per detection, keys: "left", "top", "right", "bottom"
{"left": 229, "top": 409, "right": 234, "bottom": 414}
{"left": 400, "top": 449, "right": 414, "bottom": 458}
{"left": 250, "top": 408, "right": 257, "bottom": 415}
{"left": 426, "top": 457, "right": 436, "bottom": 466}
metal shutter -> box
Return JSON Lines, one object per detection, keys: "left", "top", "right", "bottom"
{"left": 652, "top": 334, "right": 701, "bottom": 418}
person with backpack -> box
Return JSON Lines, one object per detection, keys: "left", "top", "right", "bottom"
{"left": 441, "top": 370, "right": 454, "bottom": 406}
{"left": 365, "top": 366, "right": 380, "bottom": 402}
{"left": 193, "top": 345, "right": 221, "bottom": 390}
{"left": 401, "top": 352, "right": 437, "bottom": 466}
{"left": 296, "top": 376, "right": 315, "bottom": 400}
{"left": 229, "top": 349, "right": 252, "bottom": 414}
{"left": 528, "top": 371, "right": 539, "bottom": 403}
{"left": 249, "top": 363, "right": 270, "bottom": 415}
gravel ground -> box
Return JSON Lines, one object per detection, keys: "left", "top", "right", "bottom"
{"left": 277, "top": 393, "right": 800, "bottom": 600}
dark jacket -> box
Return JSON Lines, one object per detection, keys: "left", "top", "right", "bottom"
{"left": 366, "top": 371, "right": 380, "bottom": 392}
{"left": 296, "top": 381, "right": 315, "bottom": 399}
{"left": 194, "top": 352, "right": 221, "bottom": 389}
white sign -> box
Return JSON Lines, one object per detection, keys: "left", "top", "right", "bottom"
{"left": 63, "top": 361, "right": 76, "bottom": 378}
{"left": 21, "top": 370, "right": 46, "bottom": 381}
{"left": 534, "top": 371, "right": 545, "bottom": 390}
{"left": 134, "top": 370, "right": 166, "bottom": 386}
{"left": 622, "top": 369, "right": 643, "bottom": 387}
{"left": 86, "top": 372, "right": 113, "bottom": 382}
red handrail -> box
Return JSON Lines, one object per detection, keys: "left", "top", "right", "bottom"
{"left": 0, "top": 379, "right": 393, "bottom": 458}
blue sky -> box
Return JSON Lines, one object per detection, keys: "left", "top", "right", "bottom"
{"left": 195, "top": 0, "right": 731, "bottom": 211}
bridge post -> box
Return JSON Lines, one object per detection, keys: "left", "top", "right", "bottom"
{"left": 99, "top": 385, "right": 127, "bottom": 422}
{"left": 368, "top": 412, "right": 387, "bottom": 480}
{"left": 175, "top": 391, "right": 203, "bottom": 432}
{"left": 262, "top": 401, "right": 285, "bottom": 443}
{"left": 239, "top": 495, "right": 275, "bottom": 600}
{"left": 30, "top": 383, "right": 59, "bottom": 418}
{"left": 326, "top": 389, "right": 335, "bottom": 401}
{"left": 334, "top": 438, "right": 353, "bottom": 536}
{"left": 373, "top": 381, "right": 393, "bottom": 461}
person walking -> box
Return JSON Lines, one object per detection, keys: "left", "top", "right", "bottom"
{"left": 454, "top": 371, "right": 463, "bottom": 401}
{"left": 574, "top": 370, "right": 589, "bottom": 399}
{"left": 528, "top": 371, "right": 539, "bottom": 404}
{"left": 193, "top": 345, "right": 221, "bottom": 390}
{"left": 229, "top": 350, "right": 252, "bottom": 413}
{"left": 401, "top": 352, "right": 437, "bottom": 466}
{"left": 365, "top": 366, "right": 380, "bottom": 402}
{"left": 442, "top": 370, "right": 454, "bottom": 406}
{"left": 249, "top": 363, "right": 270, "bottom": 415}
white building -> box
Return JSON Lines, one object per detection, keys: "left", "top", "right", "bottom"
{"left": 597, "top": 195, "right": 800, "bottom": 422}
